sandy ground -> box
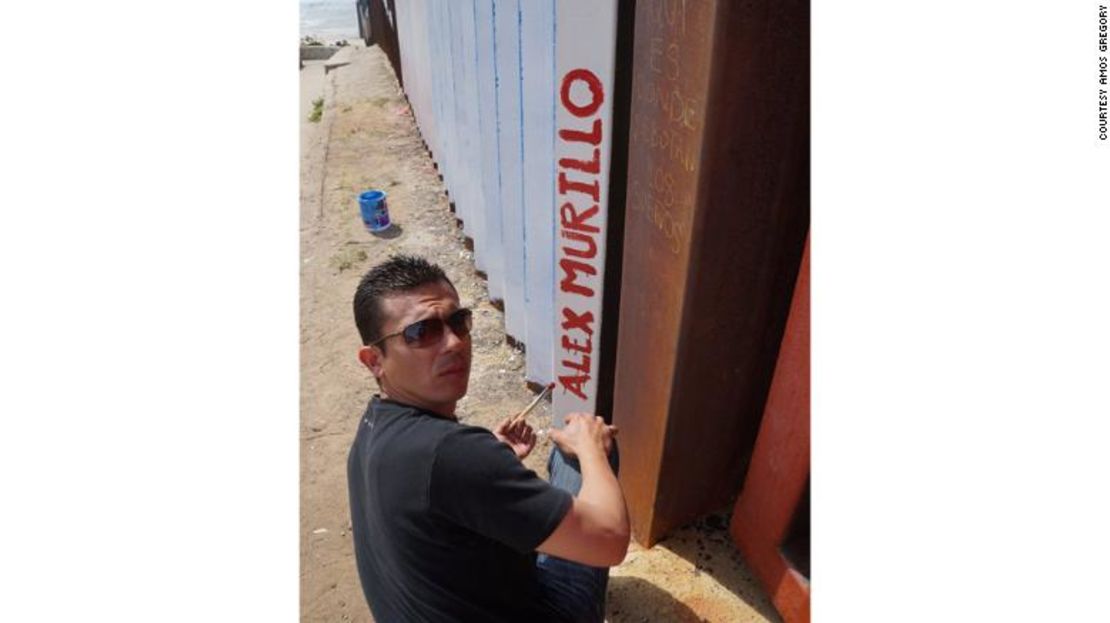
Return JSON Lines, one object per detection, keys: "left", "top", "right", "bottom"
{"left": 300, "top": 43, "right": 781, "bottom": 623}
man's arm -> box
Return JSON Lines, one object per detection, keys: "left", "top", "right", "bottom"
{"left": 536, "top": 414, "right": 630, "bottom": 567}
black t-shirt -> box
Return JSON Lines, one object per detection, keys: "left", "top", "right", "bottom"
{"left": 347, "top": 396, "right": 573, "bottom": 622}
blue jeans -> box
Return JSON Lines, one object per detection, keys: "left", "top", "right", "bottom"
{"left": 535, "top": 443, "right": 620, "bottom": 623}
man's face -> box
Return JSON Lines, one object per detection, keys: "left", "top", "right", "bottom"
{"left": 360, "top": 280, "right": 472, "bottom": 415}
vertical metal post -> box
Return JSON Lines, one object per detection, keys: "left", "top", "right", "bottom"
{"left": 613, "top": 0, "right": 809, "bottom": 545}
{"left": 731, "top": 239, "right": 811, "bottom": 623}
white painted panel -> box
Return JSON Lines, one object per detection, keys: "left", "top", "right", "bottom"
{"left": 395, "top": 0, "right": 424, "bottom": 143}
{"left": 458, "top": 0, "right": 487, "bottom": 271}
{"left": 413, "top": 0, "right": 432, "bottom": 158}
{"left": 417, "top": 0, "right": 435, "bottom": 153}
{"left": 415, "top": 0, "right": 434, "bottom": 153}
{"left": 474, "top": 0, "right": 505, "bottom": 301}
{"left": 493, "top": 0, "right": 526, "bottom": 341}
{"left": 551, "top": 0, "right": 618, "bottom": 426}
{"left": 432, "top": 0, "right": 454, "bottom": 188}
{"left": 519, "top": 0, "right": 556, "bottom": 386}
{"left": 442, "top": 0, "right": 459, "bottom": 223}
{"left": 418, "top": 0, "right": 437, "bottom": 164}
{"left": 422, "top": 0, "right": 441, "bottom": 171}
{"left": 398, "top": 0, "right": 433, "bottom": 158}
{"left": 404, "top": 0, "right": 429, "bottom": 157}
{"left": 446, "top": 0, "right": 470, "bottom": 231}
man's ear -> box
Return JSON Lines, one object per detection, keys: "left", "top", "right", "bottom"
{"left": 358, "top": 345, "right": 384, "bottom": 379}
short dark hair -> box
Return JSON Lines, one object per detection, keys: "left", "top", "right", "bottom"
{"left": 353, "top": 255, "right": 455, "bottom": 348}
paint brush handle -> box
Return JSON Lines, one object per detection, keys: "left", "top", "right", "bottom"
{"left": 511, "top": 383, "right": 555, "bottom": 425}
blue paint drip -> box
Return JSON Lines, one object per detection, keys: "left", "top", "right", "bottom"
{"left": 471, "top": 0, "right": 484, "bottom": 253}
{"left": 491, "top": 0, "right": 504, "bottom": 247}
{"left": 472, "top": 0, "right": 482, "bottom": 152}
{"left": 519, "top": 1, "right": 528, "bottom": 303}
{"left": 448, "top": 0, "right": 462, "bottom": 202}
{"left": 550, "top": 0, "right": 557, "bottom": 302}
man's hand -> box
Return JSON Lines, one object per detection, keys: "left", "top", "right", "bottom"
{"left": 536, "top": 412, "right": 629, "bottom": 567}
{"left": 493, "top": 415, "right": 537, "bottom": 460}
{"left": 548, "top": 412, "right": 618, "bottom": 460}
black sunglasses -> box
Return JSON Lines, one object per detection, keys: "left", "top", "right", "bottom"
{"left": 371, "top": 308, "right": 473, "bottom": 349}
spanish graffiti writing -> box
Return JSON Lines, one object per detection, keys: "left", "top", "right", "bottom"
{"left": 626, "top": 0, "right": 709, "bottom": 257}
{"left": 647, "top": 0, "right": 689, "bottom": 38}
{"left": 627, "top": 174, "right": 690, "bottom": 256}
{"left": 629, "top": 109, "right": 698, "bottom": 173}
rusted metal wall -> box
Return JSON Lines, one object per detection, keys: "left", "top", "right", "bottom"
{"left": 612, "top": 0, "right": 810, "bottom": 546}
{"left": 367, "top": 0, "right": 402, "bottom": 87}
{"left": 357, "top": 0, "right": 371, "bottom": 45}
{"left": 731, "top": 238, "right": 811, "bottom": 623}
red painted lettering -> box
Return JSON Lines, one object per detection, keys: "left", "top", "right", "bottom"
{"left": 559, "top": 258, "right": 596, "bottom": 297}
{"left": 562, "top": 334, "right": 592, "bottom": 354}
{"left": 558, "top": 119, "right": 602, "bottom": 146}
{"left": 559, "top": 148, "right": 601, "bottom": 175}
{"left": 558, "top": 172, "right": 600, "bottom": 202}
{"left": 559, "top": 373, "right": 590, "bottom": 400}
{"left": 561, "top": 230, "right": 597, "bottom": 260}
{"left": 560, "top": 202, "right": 601, "bottom": 234}
{"left": 562, "top": 353, "right": 592, "bottom": 374}
{"left": 561, "top": 308, "right": 595, "bottom": 335}
{"left": 561, "top": 68, "right": 604, "bottom": 118}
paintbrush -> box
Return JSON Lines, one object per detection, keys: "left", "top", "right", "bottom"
{"left": 510, "top": 382, "right": 555, "bottom": 426}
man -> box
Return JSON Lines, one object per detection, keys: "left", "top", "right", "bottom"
{"left": 347, "top": 255, "right": 629, "bottom": 622}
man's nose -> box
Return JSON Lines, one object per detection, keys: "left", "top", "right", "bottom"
{"left": 442, "top": 322, "right": 467, "bottom": 351}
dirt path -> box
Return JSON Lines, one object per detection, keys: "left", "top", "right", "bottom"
{"left": 300, "top": 44, "right": 780, "bottom": 623}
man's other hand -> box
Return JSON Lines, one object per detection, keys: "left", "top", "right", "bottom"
{"left": 493, "top": 416, "right": 536, "bottom": 460}
{"left": 548, "top": 412, "right": 617, "bottom": 460}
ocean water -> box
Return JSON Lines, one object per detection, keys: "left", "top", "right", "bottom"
{"left": 301, "top": 0, "right": 361, "bottom": 43}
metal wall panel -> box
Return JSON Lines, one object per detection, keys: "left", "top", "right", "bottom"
{"left": 730, "top": 238, "right": 811, "bottom": 623}
{"left": 447, "top": 0, "right": 473, "bottom": 232}
{"left": 550, "top": 0, "right": 620, "bottom": 424}
{"left": 613, "top": 0, "right": 810, "bottom": 545}
{"left": 436, "top": 0, "right": 451, "bottom": 172}
{"left": 493, "top": 0, "right": 527, "bottom": 342}
{"left": 367, "top": 0, "right": 403, "bottom": 87}
{"left": 611, "top": 0, "right": 715, "bottom": 545}
{"left": 519, "top": 0, "right": 557, "bottom": 385}
{"left": 458, "top": 0, "right": 488, "bottom": 271}
{"left": 474, "top": 0, "right": 505, "bottom": 302}
{"left": 388, "top": 0, "right": 425, "bottom": 170}
{"left": 404, "top": 0, "right": 434, "bottom": 162}
{"left": 430, "top": 0, "right": 455, "bottom": 220}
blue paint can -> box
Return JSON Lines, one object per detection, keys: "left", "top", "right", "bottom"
{"left": 358, "top": 189, "right": 391, "bottom": 232}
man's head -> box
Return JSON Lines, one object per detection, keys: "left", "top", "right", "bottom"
{"left": 353, "top": 255, "right": 472, "bottom": 416}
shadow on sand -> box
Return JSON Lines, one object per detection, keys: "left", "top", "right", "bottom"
{"left": 658, "top": 510, "right": 784, "bottom": 622}
{"left": 606, "top": 576, "right": 702, "bottom": 622}
{"left": 370, "top": 223, "right": 404, "bottom": 239}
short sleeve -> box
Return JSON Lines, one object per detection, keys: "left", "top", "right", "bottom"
{"left": 429, "top": 427, "right": 573, "bottom": 553}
